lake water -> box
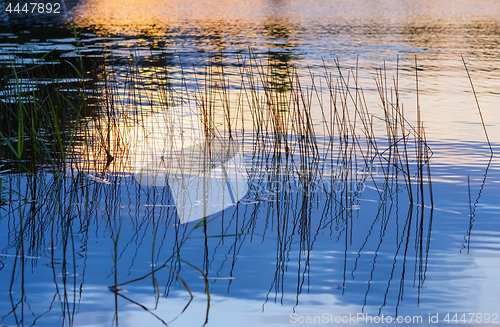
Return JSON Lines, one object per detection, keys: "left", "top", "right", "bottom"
{"left": 1, "top": 1, "right": 500, "bottom": 326}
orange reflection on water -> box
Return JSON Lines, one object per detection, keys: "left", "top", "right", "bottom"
{"left": 72, "top": 0, "right": 290, "bottom": 35}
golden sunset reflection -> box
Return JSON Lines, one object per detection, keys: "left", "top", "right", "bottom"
{"left": 68, "top": 0, "right": 500, "bottom": 175}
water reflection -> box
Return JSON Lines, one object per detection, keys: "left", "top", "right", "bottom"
{"left": 1, "top": 0, "right": 500, "bottom": 326}
{"left": 58, "top": 0, "right": 500, "bottom": 145}
{"left": 4, "top": 157, "right": 497, "bottom": 326}
{"left": 0, "top": 161, "right": 437, "bottom": 326}
{"left": 1, "top": 50, "right": 453, "bottom": 326}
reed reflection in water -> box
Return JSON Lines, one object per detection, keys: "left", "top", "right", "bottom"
{"left": 0, "top": 49, "right": 452, "bottom": 326}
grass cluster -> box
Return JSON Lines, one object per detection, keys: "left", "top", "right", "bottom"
{"left": 0, "top": 47, "right": 100, "bottom": 175}
{"left": 76, "top": 52, "right": 434, "bottom": 206}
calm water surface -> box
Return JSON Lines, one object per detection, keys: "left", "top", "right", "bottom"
{"left": 1, "top": 1, "right": 500, "bottom": 326}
